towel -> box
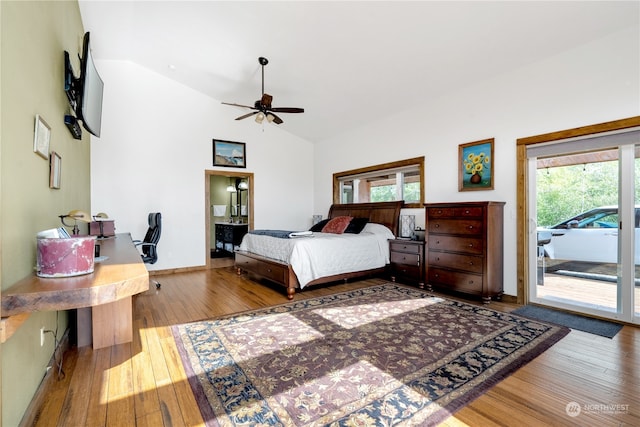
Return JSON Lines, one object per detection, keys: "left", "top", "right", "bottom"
{"left": 212, "top": 205, "right": 227, "bottom": 217}
{"left": 249, "top": 230, "right": 313, "bottom": 239}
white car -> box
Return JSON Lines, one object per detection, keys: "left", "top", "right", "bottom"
{"left": 538, "top": 206, "right": 640, "bottom": 264}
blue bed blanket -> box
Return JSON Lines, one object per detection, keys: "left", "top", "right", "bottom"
{"left": 249, "top": 230, "right": 313, "bottom": 239}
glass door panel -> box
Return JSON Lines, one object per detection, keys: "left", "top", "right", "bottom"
{"left": 533, "top": 149, "right": 621, "bottom": 315}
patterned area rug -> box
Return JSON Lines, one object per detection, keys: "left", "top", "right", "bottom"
{"left": 172, "top": 284, "right": 569, "bottom": 426}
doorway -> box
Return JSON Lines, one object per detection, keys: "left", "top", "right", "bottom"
{"left": 516, "top": 118, "right": 640, "bottom": 324}
{"left": 204, "top": 170, "right": 254, "bottom": 269}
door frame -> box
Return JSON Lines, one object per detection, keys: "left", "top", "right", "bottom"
{"left": 204, "top": 170, "right": 254, "bottom": 268}
{"left": 515, "top": 116, "right": 640, "bottom": 305}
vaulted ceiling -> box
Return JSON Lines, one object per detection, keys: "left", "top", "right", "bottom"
{"left": 78, "top": 1, "right": 639, "bottom": 142}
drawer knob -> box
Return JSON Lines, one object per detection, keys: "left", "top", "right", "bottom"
{"left": 464, "top": 210, "right": 470, "bottom": 214}
{"left": 436, "top": 257, "right": 440, "bottom": 261}
{"left": 434, "top": 274, "right": 439, "bottom": 278}
{"left": 468, "top": 225, "right": 474, "bottom": 230}
{"left": 469, "top": 244, "right": 474, "bottom": 248}
{"left": 469, "top": 261, "right": 474, "bottom": 265}
{"left": 435, "top": 224, "right": 440, "bottom": 228}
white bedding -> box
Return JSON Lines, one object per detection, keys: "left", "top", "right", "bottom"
{"left": 238, "top": 223, "right": 395, "bottom": 288}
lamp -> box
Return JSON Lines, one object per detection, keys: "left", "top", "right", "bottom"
{"left": 238, "top": 180, "right": 248, "bottom": 190}
{"left": 399, "top": 215, "right": 416, "bottom": 238}
{"left": 92, "top": 212, "right": 109, "bottom": 237}
{"left": 93, "top": 212, "right": 109, "bottom": 220}
{"left": 255, "top": 112, "right": 265, "bottom": 124}
{"left": 266, "top": 113, "right": 275, "bottom": 123}
{"left": 59, "top": 210, "right": 91, "bottom": 235}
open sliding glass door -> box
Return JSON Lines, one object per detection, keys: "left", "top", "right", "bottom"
{"left": 527, "top": 131, "right": 640, "bottom": 325}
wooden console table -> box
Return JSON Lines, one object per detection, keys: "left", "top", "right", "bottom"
{"left": 1, "top": 233, "right": 149, "bottom": 349}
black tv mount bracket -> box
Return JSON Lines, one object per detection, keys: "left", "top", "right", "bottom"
{"left": 64, "top": 114, "right": 82, "bottom": 140}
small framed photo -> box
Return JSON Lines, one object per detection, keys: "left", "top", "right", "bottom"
{"left": 459, "top": 138, "right": 494, "bottom": 191}
{"left": 213, "top": 139, "right": 246, "bottom": 168}
{"left": 34, "top": 115, "right": 51, "bottom": 159}
{"left": 50, "top": 151, "right": 62, "bottom": 189}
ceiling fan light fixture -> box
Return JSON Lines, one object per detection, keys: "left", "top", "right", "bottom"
{"left": 222, "top": 56, "right": 304, "bottom": 126}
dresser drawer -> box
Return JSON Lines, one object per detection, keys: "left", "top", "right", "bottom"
{"left": 235, "top": 253, "right": 287, "bottom": 283}
{"left": 428, "top": 251, "right": 483, "bottom": 274}
{"left": 390, "top": 251, "right": 421, "bottom": 265}
{"left": 427, "top": 207, "right": 484, "bottom": 218}
{"left": 428, "top": 235, "right": 484, "bottom": 255}
{"left": 258, "top": 262, "right": 287, "bottom": 283}
{"left": 389, "top": 241, "right": 422, "bottom": 255}
{"left": 390, "top": 263, "right": 422, "bottom": 280}
{"left": 428, "top": 268, "right": 483, "bottom": 293}
{"left": 428, "top": 219, "right": 483, "bottom": 235}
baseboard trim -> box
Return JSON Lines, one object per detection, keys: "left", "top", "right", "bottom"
{"left": 19, "top": 328, "right": 71, "bottom": 426}
{"left": 149, "top": 265, "right": 207, "bottom": 276}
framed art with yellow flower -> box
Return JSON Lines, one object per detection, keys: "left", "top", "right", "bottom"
{"left": 459, "top": 138, "right": 494, "bottom": 191}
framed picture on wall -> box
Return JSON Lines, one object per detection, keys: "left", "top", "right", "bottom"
{"left": 33, "top": 115, "right": 51, "bottom": 159}
{"left": 50, "top": 151, "right": 61, "bottom": 189}
{"left": 459, "top": 138, "right": 494, "bottom": 191}
{"left": 213, "top": 139, "right": 246, "bottom": 168}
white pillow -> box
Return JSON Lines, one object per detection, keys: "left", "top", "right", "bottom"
{"left": 362, "top": 222, "right": 395, "bottom": 239}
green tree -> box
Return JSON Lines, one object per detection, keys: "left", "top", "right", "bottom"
{"left": 537, "top": 161, "right": 619, "bottom": 227}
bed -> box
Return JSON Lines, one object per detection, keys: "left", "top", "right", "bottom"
{"left": 235, "top": 201, "right": 403, "bottom": 299}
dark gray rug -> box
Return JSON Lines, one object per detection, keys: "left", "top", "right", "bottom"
{"left": 511, "top": 305, "right": 622, "bottom": 338}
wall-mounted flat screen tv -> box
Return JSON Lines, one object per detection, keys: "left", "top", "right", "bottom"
{"left": 77, "top": 32, "right": 104, "bottom": 137}
{"left": 64, "top": 32, "right": 104, "bottom": 138}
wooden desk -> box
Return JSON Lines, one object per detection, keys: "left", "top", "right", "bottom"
{"left": 1, "top": 233, "right": 149, "bottom": 349}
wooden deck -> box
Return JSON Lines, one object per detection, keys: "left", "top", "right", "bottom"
{"left": 21, "top": 264, "right": 640, "bottom": 426}
{"left": 538, "top": 258, "right": 640, "bottom": 314}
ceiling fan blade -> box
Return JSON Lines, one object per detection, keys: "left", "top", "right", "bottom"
{"left": 269, "top": 113, "right": 283, "bottom": 124}
{"left": 270, "top": 107, "right": 304, "bottom": 113}
{"left": 222, "top": 101, "right": 255, "bottom": 109}
{"left": 235, "top": 111, "right": 259, "bottom": 120}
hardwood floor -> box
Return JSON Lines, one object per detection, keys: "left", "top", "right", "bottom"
{"left": 25, "top": 265, "right": 639, "bottom": 426}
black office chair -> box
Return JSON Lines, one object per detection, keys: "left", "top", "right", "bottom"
{"left": 134, "top": 212, "right": 162, "bottom": 289}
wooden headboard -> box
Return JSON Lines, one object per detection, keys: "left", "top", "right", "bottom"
{"left": 327, "top": 201, "right": 403, "bottom": 236}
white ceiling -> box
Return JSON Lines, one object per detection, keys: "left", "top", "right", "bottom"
{"left": 78, "top": 1, "right": 639, "bottom": 142}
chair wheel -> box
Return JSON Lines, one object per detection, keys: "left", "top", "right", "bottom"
{"left": 155, "top": 282, "right": 161, "bottom": 289}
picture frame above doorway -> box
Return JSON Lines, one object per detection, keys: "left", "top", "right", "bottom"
{"left": 213, "top": 139, "right": 246, "bottom": 168}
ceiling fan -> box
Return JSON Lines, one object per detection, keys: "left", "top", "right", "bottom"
{"left": 222, "top": 57, "right": 304, "bottom": 125}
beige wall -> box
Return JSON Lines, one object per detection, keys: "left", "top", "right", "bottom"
{"left": 0, "top": 1, "right": 88, "bottom": 425}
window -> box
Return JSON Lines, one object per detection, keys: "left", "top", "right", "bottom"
{"left": 333, "top": 157, "right": 424, "bottom": 208}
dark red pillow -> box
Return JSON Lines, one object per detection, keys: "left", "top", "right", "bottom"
{"left": 321, "top": 216, "right": 353, "bottom": 234}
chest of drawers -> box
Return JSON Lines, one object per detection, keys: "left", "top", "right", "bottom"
{"left": 215, "top": 222, "right": 248, "bottom": 254}
{"left": 424, "top": 201, "right": 504, "bottom": 303}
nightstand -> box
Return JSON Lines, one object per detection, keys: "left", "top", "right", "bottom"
{"left": 389, "top": 239, "right": 425, "bottom": 288}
